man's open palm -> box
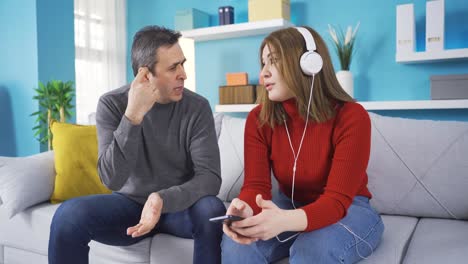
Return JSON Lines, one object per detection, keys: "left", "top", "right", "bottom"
{"left": 127, "top": 193, "right": 163, "bottom": 238}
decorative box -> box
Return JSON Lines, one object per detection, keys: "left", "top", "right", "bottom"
{"left": 248, "top": 0, "right": 290, "bottom": 22}
{"left": 174, "top": 8, "right": 209, "bottom": 31}
{"left": 219, "top": 85, "right": 257, "bottom": 104}
{"left": 226, "top": 72, "right": 248, "bottom": 86}
{"left": 431, "top": 74, "right": 468, "bottom": 100}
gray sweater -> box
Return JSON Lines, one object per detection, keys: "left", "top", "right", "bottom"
{"left": 96, "top": 85, "right": 221, "bottom": 213}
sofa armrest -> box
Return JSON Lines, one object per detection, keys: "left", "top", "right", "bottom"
{"left": 0, "top": 151, "right": 55, "bottom": 218}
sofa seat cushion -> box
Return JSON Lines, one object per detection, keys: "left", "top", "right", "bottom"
{"left": 403, "top": 218, "right": 468, "bottom": 264}
{"left": 0, "top": 203, "right": 151, "bottom": 263}
{"left": 0, "top": 203, "right": 59, "bottom": 255}
{"left": 151, "top": 234, "right": 194, "bottom": 264}
{"left": 89, "top": 238, "right": 151, "bottom": 264}
{"left": 360, "top": 215, "right": 418, "bottom": 264}
{"left": 151, "top": 233, "right": 289, "bottom": 264}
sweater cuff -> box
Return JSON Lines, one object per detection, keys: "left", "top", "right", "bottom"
{"left": 115, "top": 115, "right": 142, "bottom": 142}
{"left": 300, "top": 196, "right": 345, "bottom": 232}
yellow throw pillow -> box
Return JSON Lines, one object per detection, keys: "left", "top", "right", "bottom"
{"left": 50, "top": 121, "right": 111, "bottom": 204}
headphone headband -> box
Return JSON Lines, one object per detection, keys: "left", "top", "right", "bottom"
{"left": 295, "top": 27, "right": 317, "bottom": 51}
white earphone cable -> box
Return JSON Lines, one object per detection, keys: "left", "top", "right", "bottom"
{"left": 276, "top": 74, "right": 315, "bottom": 243}
{"left": 276, "top": 75, "right": 375, "bottom": 261}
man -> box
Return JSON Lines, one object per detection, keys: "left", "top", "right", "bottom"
{"left": 48, "top": 26, "right": 225, "bottom": 264}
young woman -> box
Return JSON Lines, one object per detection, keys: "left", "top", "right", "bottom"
{"left": 221, "top": 26, "right": 384, "bottom": 263}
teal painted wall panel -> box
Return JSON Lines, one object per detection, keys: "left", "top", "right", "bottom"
{"left": 0, "top": 0, "right": 77, "bottom": 156}
{"left": 0, "top": 0, "right": 39, "bottom": 156}
{"left": 37, "top": 0, "right": 76, "bottom": 114}
{"left": 125, "top": 0, "right": 468, "bottom": 122}
{"left": 37, "top": 0, "right": 76, "bottom": 152}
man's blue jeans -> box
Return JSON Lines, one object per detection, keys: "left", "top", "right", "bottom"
{"left": 48, "top": 193, "right": 226, "bottom": 264}
{"left": 222, "top": 193, "right": 384, "bottom": 264}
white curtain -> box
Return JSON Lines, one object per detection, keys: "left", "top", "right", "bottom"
{"left": 74, "top": 0, "right": 127, "bottom": 124}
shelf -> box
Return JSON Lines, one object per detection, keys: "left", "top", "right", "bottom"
{"left": 396, "top": 48, "right": 468, "bottom": 63}
{"left": 215, "top": 100, "right": 468, "bottom": 112}
{"left": 215, "top": 104, "right": 257, "bottom": 112}
{"left": 181, "top": 19, "right": 294, "bottom": 41}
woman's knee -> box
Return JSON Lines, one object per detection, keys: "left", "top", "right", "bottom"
{"left": 221, "top": 234, "right": 265, "bottom": 264}
{"left": 290, "top": 229, "right": 343, "bottom": 263}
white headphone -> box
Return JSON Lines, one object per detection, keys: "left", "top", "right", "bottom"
{"left": 295, "top": 27, "right": 323, "bottom": 76}
{"left": 275, "top": 27, "right": 322, "bottom": 243}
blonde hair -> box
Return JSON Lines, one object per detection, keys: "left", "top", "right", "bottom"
{"left": 257, "top": 26, "right": 354, "bottom": 128}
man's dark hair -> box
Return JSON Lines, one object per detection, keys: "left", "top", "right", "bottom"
{"left": 131, "top": 26, "right": 181, "bottom": 76}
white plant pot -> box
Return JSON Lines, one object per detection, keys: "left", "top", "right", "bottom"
{"left": 336, "top": 70, "right": 354, "bottom": 98}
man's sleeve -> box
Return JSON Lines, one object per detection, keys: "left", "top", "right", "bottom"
{"left": 157, "top": 101, "right": 221, "bottom": 213}
{"left": 96, "top": 95, "right": 142, "bottom": 190}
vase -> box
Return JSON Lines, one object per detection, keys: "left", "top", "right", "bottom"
{"left": 336, "top": 70, "right": 354, "bottom": 98}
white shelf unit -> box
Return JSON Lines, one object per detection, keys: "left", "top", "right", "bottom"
{"left": 181, "top": 19, "right": 295, "bottom": 41}
{"left": 396, "top": 48, "right": 468, "bottom": 63}
{"left": 215, "top": 100, "right": 468, "bottom": 112}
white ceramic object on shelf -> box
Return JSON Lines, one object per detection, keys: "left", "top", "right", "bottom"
{"left": 336, "top": 70, "right": 354, "bottom": 98}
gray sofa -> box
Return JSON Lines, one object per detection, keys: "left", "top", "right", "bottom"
{"left": 1, "top": 112, "right": 467, "bottom": 264}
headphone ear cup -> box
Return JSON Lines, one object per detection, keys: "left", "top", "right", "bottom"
{"left": 300, "top": 51, "right": 323, "bottom": 76}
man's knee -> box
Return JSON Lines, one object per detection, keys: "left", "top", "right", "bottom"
{"left": 51, "top": 198, "right": 91, "bottom": 238}
{"left": 191, "top": 195, "right": 226, "bottom": 218}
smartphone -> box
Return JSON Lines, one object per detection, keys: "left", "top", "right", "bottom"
{"left": 209, "top": 215, "right": 244, "bottom": 224}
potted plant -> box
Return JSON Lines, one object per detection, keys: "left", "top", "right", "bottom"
{"left": 31, "top": 80, "right": 74, "bottom": 150}
{"left": 328, "top": 22, "right": 360, "bottom": 98}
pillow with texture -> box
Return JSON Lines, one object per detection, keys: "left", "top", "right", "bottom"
{"left": 0, "top": 151, "right": 55, "bottom": 218}
{"left": 217, "top": 115, "right": 246, "bottom": 202}
{"left": 50, "top": 121, "right": 111, "bottom": 204}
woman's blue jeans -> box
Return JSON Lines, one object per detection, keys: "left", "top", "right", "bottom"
{"left": 48, "top": 193, "right": 226, "bottom": 264}
{"left": 222, "top": 192, "right": 384, "bottom": 264}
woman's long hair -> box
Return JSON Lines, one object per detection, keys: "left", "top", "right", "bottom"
{"left": 257, "top": 26, "right": 354, "bottom": 128}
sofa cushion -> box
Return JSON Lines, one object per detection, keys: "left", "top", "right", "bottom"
{"left": 360, "top": 215, "right": 418, "bottom": 264}
{"left": 50, "top": 121, "right": 111, "bottom": 204}
{"left": 367, "top": 113, "right": 468, "bottom": 219}
{"left": 89, "top": 238, "right": 151, "bottom": 264}
{"left": 402, "top": 218, "right": 468, "bottom": 264}
{"left": 3, "top": 247, "right": 47, "bottom": 264}
{"left": 151, "top": 234, "right": 193, "bottom": 264}
{"left": 213, "top": 112, "right": 224, "bottom": 139}
{"left": 0, "top": 203, "right": 60, "bottom": 255}
{"left": 150, "top": 230, "right": 286, "bottom": 264}
{"left": 0, "top": 151, "right": 55, "bottom": 218}
{"left": 217, "top": 115, "right": 246, "bottom": 202}
{"left": 0, "top": 203, "right": 151, "bottom": 263}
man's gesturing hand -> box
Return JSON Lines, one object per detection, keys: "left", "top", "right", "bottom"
{"left": 127, "top": 192, "right": 163, "bottom": 238}
{"left": 125, "top": 67, "right": 159, "bottom": 125}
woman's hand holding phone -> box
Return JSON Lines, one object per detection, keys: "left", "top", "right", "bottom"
{"left": 222, "top": 198, "right": 257, "bottom": 245}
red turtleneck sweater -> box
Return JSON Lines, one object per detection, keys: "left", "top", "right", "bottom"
{"left": 238, "top": 99, "right": 372, "bottom": 232}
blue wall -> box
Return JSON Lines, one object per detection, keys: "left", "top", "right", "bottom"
{"left": 0, "top": 0, "right": 75, "bottom": 156}
{"left": 37, "top": 0, "right": 76, "bottom": 152}
{"left": 0, "top": 0, "right": 39, "bottom": 156}
{"left": 127, "top": 0, "right": 468, "bottom": 121}
{"left": 37, "top": 0, "right": 76, "bottom": 104}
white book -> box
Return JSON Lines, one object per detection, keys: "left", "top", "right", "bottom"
{"left": 426, "top": 0, "right": 445, "bottom": 51}
{"left": 396, "top": 4, "right": 415, "bottom": 55}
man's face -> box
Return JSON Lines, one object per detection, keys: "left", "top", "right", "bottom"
{"left": 149, "top": 43, "right": 187, "bottom": 104}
